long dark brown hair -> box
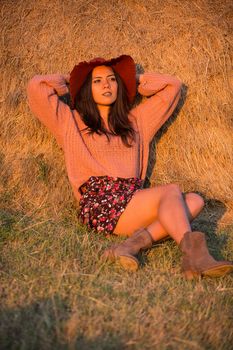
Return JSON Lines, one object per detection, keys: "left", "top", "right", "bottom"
{"left": 74, "top": 69, "right": 135, "bottom": 147}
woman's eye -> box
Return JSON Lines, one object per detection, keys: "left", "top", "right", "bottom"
{"left": 93, "top": 79, "right": 101, "bottom": 83}
{"left": 110, "top": 77, "right": 116, "bottom": 81}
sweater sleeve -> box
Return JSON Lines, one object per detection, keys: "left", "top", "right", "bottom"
{"left": 131, "top": 73, "right": 182, "bottom": 143}
{"left": 27, "top": 74, "right": 72, "bottom": 148}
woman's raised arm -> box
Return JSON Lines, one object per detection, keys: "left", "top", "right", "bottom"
{"left": 27, "top": 74, "right": 72, "bottom": 148}
{"left": 132, "top": 72, "right": 182, "bottom": 142}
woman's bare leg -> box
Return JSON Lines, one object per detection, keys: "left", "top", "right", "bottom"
{"left": 114, "top": 184, "right": 204, "bottom": 244}
{"left": 147, "top": 192, "right": 204, "bottom": 242}
{"left": 108, "top": 185, "right": 232, "bottom": 277}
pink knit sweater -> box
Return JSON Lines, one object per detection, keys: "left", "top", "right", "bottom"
{"left": 27, "top": 73, "right": 182, "bottom": 202}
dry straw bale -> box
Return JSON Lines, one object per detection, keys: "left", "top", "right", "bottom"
{"left": 0, "top": 0, "right": 232, "bottom": 219}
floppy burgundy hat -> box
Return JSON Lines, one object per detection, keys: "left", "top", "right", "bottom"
{"left": 69, "top": 54, "right": 136, "bottom": 108}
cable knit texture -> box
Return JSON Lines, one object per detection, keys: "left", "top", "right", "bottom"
{"left": 27, "top": 72, "right": 182, "bottom": 202}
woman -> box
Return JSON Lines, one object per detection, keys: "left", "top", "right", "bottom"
{"left": 27, "top": 55, "right": 233, "bottom": 279}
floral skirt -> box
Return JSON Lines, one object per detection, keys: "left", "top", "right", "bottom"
{"left": 78, "top": 176, "right": 143, "bottom": 235}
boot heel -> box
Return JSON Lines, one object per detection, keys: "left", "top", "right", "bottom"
{"left": 184, "top": 270, "right": 200, "bottom": 280}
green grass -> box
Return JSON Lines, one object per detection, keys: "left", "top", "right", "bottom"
{"left": 0, "top": 201, "right": 233, "bottom": 350}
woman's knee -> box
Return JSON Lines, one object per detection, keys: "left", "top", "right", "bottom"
{"left": 162, "top": 183, "right": 182, "bottom": 196}
{"left": 185, "top": 192, "right": 205, "bottom": 213}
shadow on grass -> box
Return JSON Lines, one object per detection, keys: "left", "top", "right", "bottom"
{"left": 0, "top": 207, "right": 30, "bottom": 245}
{"left": 0, "top": 297, "right": 125, "bottom": 350}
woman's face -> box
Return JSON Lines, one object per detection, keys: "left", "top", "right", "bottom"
{"left": 91, "top": 65, "right": 118, "bottom": 106}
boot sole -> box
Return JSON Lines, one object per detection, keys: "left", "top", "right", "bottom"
{"left": 202, "top": 264, "right": 233, "bottom": 278}
{"left": 184, "top": 265, "right": 233, "bottom": 279}
{"left": 117, "top": 255, "right": 139, "bottom": 271}
{"left": 101, "top": 252, "right": 139, "bottom": 271}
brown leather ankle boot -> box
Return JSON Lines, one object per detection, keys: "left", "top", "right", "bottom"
{"left": 101, "top": 228, "right": 153, "bottom": 271}
{"left": 180, "top": 231, "right": 233, "bottom": 279}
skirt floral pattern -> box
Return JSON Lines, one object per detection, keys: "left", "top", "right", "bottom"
{"left": 78, "top": 176, "right": 143, "bottom": 235}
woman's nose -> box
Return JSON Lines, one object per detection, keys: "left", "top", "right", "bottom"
{"left": 103, "top": 79, "right": 110, "bottom": 88}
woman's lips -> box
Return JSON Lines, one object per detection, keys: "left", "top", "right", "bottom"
{"left": 102, "top": 92, "right": 112, "bottom": 96}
